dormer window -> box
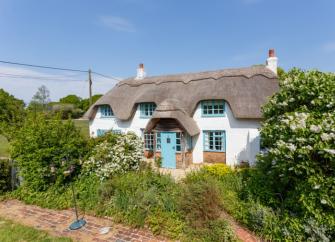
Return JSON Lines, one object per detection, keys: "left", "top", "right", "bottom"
{"left": 140, "top": 103, "right": 156, "bottom": 118}
{"left": 201, "top": 100, "right": 225, "bottom": 117}
{"left": 100, "top": 105, "right": 114, "bottom": 117}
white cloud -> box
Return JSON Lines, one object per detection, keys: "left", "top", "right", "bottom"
{"left": 0, "top": 65, "right": 119, "bottom": 104}
{"left": 98, "top": 15, "right": 135, "bottom": 32}
{"left": 323, "top": 42, "right": 335, "bottom": 53}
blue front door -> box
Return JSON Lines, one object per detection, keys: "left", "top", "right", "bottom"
{"left": 161, "top": 132, "right": 176, "bottom": 168}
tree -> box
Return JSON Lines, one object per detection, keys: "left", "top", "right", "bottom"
{"left": 11, "top": 113, "right": 87, "bottom": 190}
{"left": 256, "top": 68, "right": 335, "bottom": 237}
{"left": 79, "top": 94, "right": 103, "bottom": 112}
{"left": 59, "top": 94, "right": 82, "bottom": 107}
{"left": 0, "top": 88, "right": 26, "bottom": 140}
{"left": 29, "top": 85, "right": 50, "bottom": 112}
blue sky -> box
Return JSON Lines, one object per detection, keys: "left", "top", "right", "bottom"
{"left": 0, "top": 0, "right": 334, "bottom": 102}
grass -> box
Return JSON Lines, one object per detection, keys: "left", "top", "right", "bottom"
{"left": 0, "top": 217, "right": 72, "bottom": 242}
{"left": 0, "top": 135, "right": 10, "bottom": 158}
{"left": 73, "top": 119, "right": 89, "bottom": 139}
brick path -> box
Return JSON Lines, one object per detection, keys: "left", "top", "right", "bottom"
{"left": 0, "top": 200, "right": 168, "bottom": 242}
{"left": 0, "top": 199, "right": 260, "bottom": 242}
{"left": 221, "top": 211, "right": 261, "bottom": 242}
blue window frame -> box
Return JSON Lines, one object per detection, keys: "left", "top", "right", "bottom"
{"left": 140, "top": 103, "right": 156, "bottom": 118}
{"left": 144, "top": 131, "right": 161, "bottom": 150}
{"left": 143, "top": 131, "right": 188, "bottom": 152}
{"left": 97, "top": 129, "right": 108, "bottom": 137}
{"left": 201, "top": 100, "right": 225, "bottom": 117}
{"left": 203, "top": 130, "right": 226, "bottom": 152}
{"left": 100, "top": 105, "right": 114, "bottom": 117}
{"left": 156, "top": 132, "right": 161, "bottom": 151}
{"left": 176, "top": 133, "right": 181, "bottom": 152}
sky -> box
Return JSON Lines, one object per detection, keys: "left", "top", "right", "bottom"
{"left": 0, "top": 0, "right": 334, "bottom": 103}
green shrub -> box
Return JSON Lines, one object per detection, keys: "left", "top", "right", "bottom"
{"left": 82, "top": 132, "right": 143, "bottom": 180}
{"left": 11, "top": 114, "right": 87, "bottom": 191}
{"left": 0, "top": 159, "right": 11, "bottom": 194}
{"left": 180, "top": 172, "right": 222, "bottom": 228}
{"left": 256, "top": 69, "right": 335, "bottom": 239}
{"left": 146, "top": 210, "right": 185, "bottom": 238}
{"left": 184, "top": 219, "right": 237, "bottom": 242}
{"left": 99, "top": 170, "right": 181, "bottom": 230}
{"left": 154, "top": 156, "right": 162, "bottom": 168}
{"left": 10, "top": 174, "right": 101, "bottom": 211}
{"left": 202, "top": 163, "right": 232, "bottom": 177}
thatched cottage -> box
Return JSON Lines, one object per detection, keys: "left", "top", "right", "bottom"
{"left": 84, "top": 49, "right": 279, "bottom": 168}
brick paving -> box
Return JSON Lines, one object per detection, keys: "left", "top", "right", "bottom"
{"left": 221, "top": 211, "right": 261, "bottom": 242}
{"left": 0, "top": 199, "right": 261, "bottom": 242}
{"left": 0, "top": 200, "right": 168, "bottom": 242}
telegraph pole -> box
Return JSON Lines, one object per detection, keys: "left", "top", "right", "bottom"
{"left": 88, "top": 69, "right": 92, "bottom": 107}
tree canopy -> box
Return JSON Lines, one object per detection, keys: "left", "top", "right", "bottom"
{"left": 28, "top": 85, "right": 51, "bottom": 112}
{"left": 255, "top": 68, "right": 335, "bottom": 236}
{"left": 0, "top": 88, "right": 26, "bottom": 140}
{"left": 59, "top": 94, "right": 82, "bottom": 107}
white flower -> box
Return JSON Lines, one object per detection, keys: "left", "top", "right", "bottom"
{"left": 287, "top": 143, "right": 296, "bottom": 152}
{"left": 296, "top": 138, "right": 306, "bottom": 143}
{"left": 288, "top": 167, "right": 294, "bottom": 171}
{"left": 324, "top": 149, "right": 335, "bottom": 155}
{"left": 321, "top": 133, "right": 331, "bottom": 141}
{"left": 321, "top": 199, "right": 327, "bottom": 205}
{"left": 313, "top": 185, "right": 320, "bottom": 190}
{"left": 282, "top": 119, "right": 289, "bottom": 125}
{"left": 310, "top": 125, "right": 321, "bottom": 133}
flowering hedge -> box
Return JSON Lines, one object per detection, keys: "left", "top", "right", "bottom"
{"left": 82, "top": 132, "right": 143, "bottom": 180}
{"left": 256, "top": 68, "right": 335, "bottom": 238}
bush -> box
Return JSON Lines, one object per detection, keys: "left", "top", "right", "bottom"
{"left": 11, "top": 114, "right": 87, "bottom": 191}
{"left": 11, "top": 174, "right": 101, "bottom": 211}
{"left": 0, "top": 159, "right": 11, "bottom": 194}
{"left": 179, "top": 172, "right": 222, "bottom": 228}
{"left": 82, "top": 132, "right": 143, "bottom": 180}
{"left": 99, "top": 170, "right": 182, "bottom": 234}
{"left": 256, "top": 69, "right": 335, "bottom": 238}
{"left": 184, "top": 219, "right": 237, "bottom": 242}
{"left": 202, "top": 163, "right": 232, "bottom": 177}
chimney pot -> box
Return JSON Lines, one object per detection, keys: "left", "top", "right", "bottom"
{"left": 269, "top": 49, "right": 275, "bottom": 58}
{"left": 266, "top": 49, "right": 278, "bottom": 75}
{"left": 136, "top": 63, "right": 146, "bottom": 80}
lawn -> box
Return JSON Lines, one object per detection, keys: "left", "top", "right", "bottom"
{"left": 0, "top": 217, "right": 72, "bottom": 242}
{"left": 0, "top": 135, "right": 10, "bottom": 158}
{"left": 73, "top": 119, "right": 89, "bottom": 138}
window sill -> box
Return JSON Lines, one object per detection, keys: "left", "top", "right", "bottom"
{"left": 100, "top": 116, "right": 115, "bottom": 119}
{"left": 201, "top": 114, "right": 225, "bottom": 118}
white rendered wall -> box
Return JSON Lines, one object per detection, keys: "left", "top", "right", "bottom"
{"left": 192, "top": 102, "right": 261, "bottom": 166}
{"left": 89, "top": 105, "right": 149, "bottom": 137}
{"left": 89, "top": 102, "right": 261, "bottom": 166}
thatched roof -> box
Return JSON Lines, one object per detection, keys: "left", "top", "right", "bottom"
{"left": 84, "top": 65, "right": 279, "bottom": 134}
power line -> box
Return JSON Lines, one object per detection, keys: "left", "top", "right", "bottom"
{"left": 0, "top": 59, "right": 121, "bottom": 81}
{"left": 92, "top": 71, "right": 120, "bottom": 81}
{"left": 0, "top": 72, "right": 84, "bottom": 82}
{"left": 0, "top": 60, "right": 88, "bottom": 73}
